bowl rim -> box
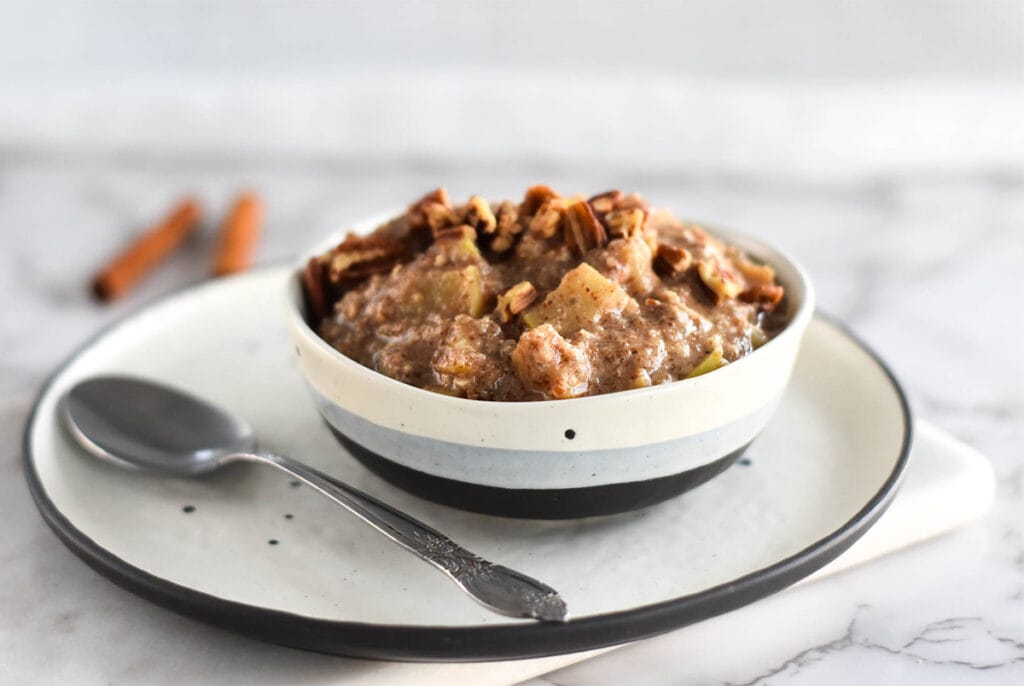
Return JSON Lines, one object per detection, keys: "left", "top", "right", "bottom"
{"left": 286, "top": 212, "right": 817, "bottom": 410}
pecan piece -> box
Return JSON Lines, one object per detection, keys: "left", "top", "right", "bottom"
{"left": 430, "top": 225, "right": 481, "bottom": 267}
{"left": 425, "top": 203, "right": 458, "bottom": 236}
{"left": 528, "top": 197, "right": 567, "bottom": 238}
{"left": 588, "top": 190, "right": 650, "bottom": 239}
{"left": 654, "top": 243, "right": 693, "bottom": 277}
{"left": 520, "top": 185, "right": 561, "bottom": 218}
{"left": 489, "top": 201, "right": 522, "bottom": 253}
{"left": 433, "top": 223, "right": 477, "bottom": 243}
{"left": 740, "top": 283, "right": 785, "bottom": 310}
{"left": 604, "top": 208, "right": 648, "bottom": 239}
{"left": 587, "top": 190, "right": 625, "bottom": 215}
{"left": 494, "top": 281, "right": 538, "bottom": 323}
{"left": 461, "top": 195, "right": 497, "bottom": 235}
{"left": 325, "top": 235, "right": 407, "bottom": 283}
{"left": 733, "top": 255, "right": 783, "bottom": 310}
{"left": 563, "top": 199, "right": 608, "bottom": 256}
{"left": 617, "top": 193, "right": 649, "bottom": 212}
{"left": 697, "top": 258, "right": 743, "bottom": 300}
{"left": 302, "top": 256, "right": 331, "bottom": 322}
{"left": 407, "top": 188, "right": 453, "bottom": 233}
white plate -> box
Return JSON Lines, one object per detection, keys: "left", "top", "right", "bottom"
{"left": 23, "top": 267, "right": 910, "bottom": 661}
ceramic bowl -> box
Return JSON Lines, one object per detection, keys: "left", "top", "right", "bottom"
{"left": 285, "top": 216, "right": 815, "bottom": 519}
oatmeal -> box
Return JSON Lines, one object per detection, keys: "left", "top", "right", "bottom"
{"left": 303, "top": 187, "right": 787, "bottom": 401}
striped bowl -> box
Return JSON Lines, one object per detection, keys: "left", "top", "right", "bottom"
{"left": 285, "top": 220, "right": 814, "bottom": 519}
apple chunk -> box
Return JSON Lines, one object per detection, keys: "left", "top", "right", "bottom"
{"left": 521, "top": 263, "right": 632, "bottom": 334}
{"left": 397, "top": 265, "right": 490, "bottom": 318}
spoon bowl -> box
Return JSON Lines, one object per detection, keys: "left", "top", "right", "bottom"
{"left": 62, "top": 376, "right": 255, "bottom": 475}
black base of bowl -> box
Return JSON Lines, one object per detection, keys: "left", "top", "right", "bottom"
{"left": 327, "top": 425, "right": 749, "bottom": 519}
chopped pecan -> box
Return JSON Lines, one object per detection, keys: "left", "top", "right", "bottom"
{"left": 461, "top": 195, "right": 497, "bottom": 235}
{"left": 528, "top": 197, "right": 567, "bottom": 238}
{"left": 587, "top": 190, "right": 625, "bottom": 215}
{"left": 563, "top": 199, "right": 608, "bottom": 255}
{"left": 373, "top": 214, "right": 430, "bottom": 254}
{"left": 604, "top": 208, "right": 648, "bottom": 239}
{"left": 494, "top": 281, "right": 538, "bottom": 322}
{"left": 520, "top": 185, "right": 561, "bottom": 218}
{"left": 697, "top": 258, "right": 743, "bottom": 300}
{"left": 740, "top": 283, "right": 785, "bottom": 310}
{"left": 302, "top": 256, "right": 331, "bottom": 322}
{"left": 489, "top": 201, "right": 522, "bottom": 253}
{"left": 655, "top": 243, "right": 693, "bottom": 277}
{"left": 433, "top": 224, "right": 477, "bottom": 243}
{"left": 588, "top": 190, "right": 650, "bottom": 239}
{"left": 425, "top": 203, "right": 458, "bottom": 236}
{"left": 733, "top": 255, "right": 783, "bottom": 310}
{"left": 325, "top": 235, "right": 407, "bottom": 283}
{"left": 617, "top": 192, "right": 649, "bottom": 212}
{"left": 407, "top": 188, "right": 453, "bottom": 232}
{"left": 587, "top": 190, "right": 649, "bottom": 214}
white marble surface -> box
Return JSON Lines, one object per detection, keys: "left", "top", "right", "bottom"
{"left": 1, "top": 158, "right": 1022, "bottom": 684}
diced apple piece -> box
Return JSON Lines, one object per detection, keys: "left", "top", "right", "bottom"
{"left": 697, "top": 259, "right": 743, "bottom": 300}
{"left": 450, "top": 234, "right": 482, "bottom": 260}
{"left": 686, "top": 344, "right": 726, "bottom": 378}
{"left": 630, "top": 369, "right": 652, "bottom": 389}
{"left": 430, "top": 266, "right": 489, "bottom": 317}
{"left": 431, "top": 225, "right": 482, "bottom": 263}
{"left": 520, "top": 307, "right": 544, "bottom": 329}
{"left": 620, "top": 237, "right": 657, "bottom": 295}
{"left": 521, "top": 263, "right": 632, "bottom": 334}
{"left": 398, "top": 265, "right": 490, "bottom": 318}
{"left": 750, "top": 326, "right": 768, "bottom": 349}
{"left": 735, "top": 256, "right": 776, "bottom": 284}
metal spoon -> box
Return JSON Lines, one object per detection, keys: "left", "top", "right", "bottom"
{"left": 59, "top": 375, "right": 568, "bottom": 623}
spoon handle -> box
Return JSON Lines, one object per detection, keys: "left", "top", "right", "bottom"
{"left": 239, "top": 451, "right": 568, "bottom": 623}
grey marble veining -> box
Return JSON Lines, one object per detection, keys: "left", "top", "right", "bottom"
{"left": 1, "top": 155, "right": 1022, "bottom": 684}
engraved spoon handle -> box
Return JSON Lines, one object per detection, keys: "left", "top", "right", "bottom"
{"left": 232, "top": 451, "right": 568, "bottom": 622}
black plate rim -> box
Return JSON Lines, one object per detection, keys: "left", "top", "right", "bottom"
{"left": 21, "top": 268, "right": 913, "bottom": 662}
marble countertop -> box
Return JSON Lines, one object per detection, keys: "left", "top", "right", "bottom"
{"left": 2, "top": 158, "right": 1022, "bottom": 684}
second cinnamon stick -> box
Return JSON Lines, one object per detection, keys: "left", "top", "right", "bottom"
{"left": 213, "top": 193, "right": 263, "bottom": 276}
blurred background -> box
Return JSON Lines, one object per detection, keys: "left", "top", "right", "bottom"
{"left": 3, "top": 0, "right": 1022, "bottom": 431}
{"left": 2, "top": 1, "right": 1022, "bottom": 174}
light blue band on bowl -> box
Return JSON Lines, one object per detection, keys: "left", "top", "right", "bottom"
{"left": 308, "top": 383, "right": 781, "bottom": 489}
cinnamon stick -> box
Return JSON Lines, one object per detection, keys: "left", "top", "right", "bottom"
{"left": 92, "top": 198, "right": 202, "bottom": 301}
{"left": 213, "top": 192, "right": 263, "bottom": 276}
